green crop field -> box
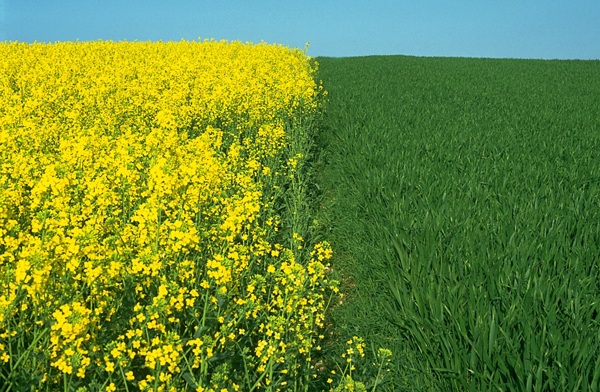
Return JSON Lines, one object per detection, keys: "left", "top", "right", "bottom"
{"left": 315, "top": 55, "right": 600, "bottom": 391}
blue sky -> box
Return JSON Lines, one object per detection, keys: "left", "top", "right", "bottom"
{"left": 1, "top": 0, "right": 599, "bottom": 59}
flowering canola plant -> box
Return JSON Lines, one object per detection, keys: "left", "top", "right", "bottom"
{"left": 0, "top": 40, "right": 337, "bottom": 391}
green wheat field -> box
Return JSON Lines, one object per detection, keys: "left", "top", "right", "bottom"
{"left": 316, "top": 55, "right": 600, "bottom": 391}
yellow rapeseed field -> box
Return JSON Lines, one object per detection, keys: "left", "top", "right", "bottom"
{"left": 0, "top": 40, "right": 349, "bottom": 391}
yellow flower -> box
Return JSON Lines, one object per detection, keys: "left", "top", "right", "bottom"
{"left": 105, "top": 360, "right": 115, "bottom": 373}
{"left": 14, "top": 259, "right": 32, "bottom": 284}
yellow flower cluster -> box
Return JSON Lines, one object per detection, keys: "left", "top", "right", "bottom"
{"left": 0, "top": 40, "right": 334, "bottom": 391}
